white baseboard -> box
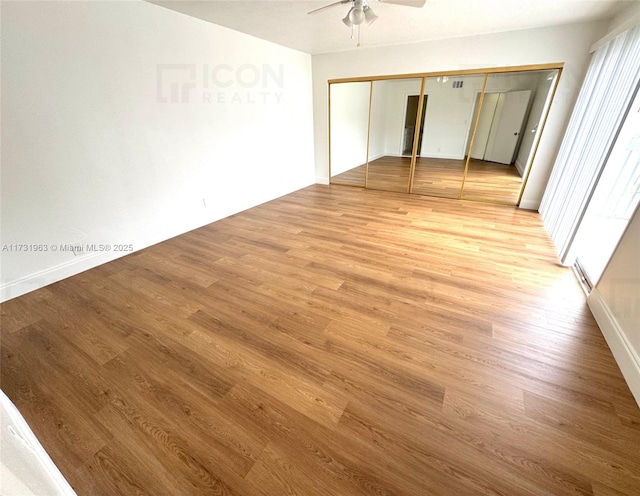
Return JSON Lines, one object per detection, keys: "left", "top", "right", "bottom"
{"left": 518, "top": 199, "right": 540, "bottom": 210}
{"left": 1, "top": 181, "right": 315, "bottom": 303}
{"left": 2, "top": 251, "right": 121, "bottom": 302}
{"left": 420, "top": 152, "right": 465, "bottom": 160}
{"left": 588, "top": 287, "right": 640, "bottom": 407}
{"left": 315, "top": 177, "right": 330, "bottom": 185}
{"left": 383, "top": 152, "right": 465, "bottom": 160}
{"left": 515, "top": 159, "right": 525, "bottom": 177}
{"left": 0, "top": 227, "right": 198, "bottom": 303}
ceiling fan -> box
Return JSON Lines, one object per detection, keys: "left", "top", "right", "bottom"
{"left": 308, "top": 0, "right": 426, "bottom": 46}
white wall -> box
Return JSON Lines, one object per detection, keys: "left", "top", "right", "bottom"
{"left": 329, "top": 81, "right": 370, "bottom": 176}
{"left": 422, "top": 74, "right": 486, "bottom": 160}
{"left": 0, "top": 391, "right": 76, "bottom": 495}
{"left": 592, "top": 0, "right": 640, "bottom": 52}
{"left": 0, "top": 1, "right": 315, "bottom": 301}
{"left": 585, "top": 6, "right": 640, "bottom": 407}
{"left": 312, "top": 21, "right": 608, "bottom": 209}
{"left": 588, "top": 204, "right": 640, "bottom": 406}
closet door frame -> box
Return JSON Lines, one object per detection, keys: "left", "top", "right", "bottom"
{"left": 328, "top": 63, "right": 563, "bottom": 206}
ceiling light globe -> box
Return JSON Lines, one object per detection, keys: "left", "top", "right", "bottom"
{"left": 349, "top": 6, "right": 365, "bottom": 25}
{"left": 363, "top": 6, "right": 378, "bottom": 25}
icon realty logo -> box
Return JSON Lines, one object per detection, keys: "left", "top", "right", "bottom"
{"left": 156, "top": 63, "right": 284, "bottom": 104}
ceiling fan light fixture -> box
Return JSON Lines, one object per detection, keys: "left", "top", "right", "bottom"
{"left": 363, "top": 6, "right": 378, "bottom": 25}
{"left": 309, "top": 0, "right": 426, "bottom": 37}
{"left": 348, "top": 5, "right": 365, "bottom": 25}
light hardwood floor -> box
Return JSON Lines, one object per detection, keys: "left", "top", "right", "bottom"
{"left": 2, "top": 185, "right": 640, "bottom": 495}
{"left": 332, "top": 156, "right": 523, "bottom": 203}
{"left": 462, "top": 158, "right": 523, "bottom": 204}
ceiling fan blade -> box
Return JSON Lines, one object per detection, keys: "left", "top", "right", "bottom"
{"left": 379, "top": 0, "right": 426, "bottom": 7}
{"left": 308, "top": 0, "right": 352, "bottom": 15}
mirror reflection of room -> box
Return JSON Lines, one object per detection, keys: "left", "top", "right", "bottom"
{"left": 411, "top": 74, "right": 486, "bottom": 199}
{"left": 462, "top": 69, "right": 559, "bottom": 204}
{"left": 367, "top": 78, "right": 423, "bottom": 192}
{"left": 328, "top": 66, "right": 561, "bottom": 206}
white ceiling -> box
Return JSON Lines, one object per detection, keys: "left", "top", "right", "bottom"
{"left": 148, "top": 0, "right": 632, "bottom": 54}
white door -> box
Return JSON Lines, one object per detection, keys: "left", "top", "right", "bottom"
{"left": 485, "top": 90, "right": 531, "bottom": 164}
{"left": 470, "top": 93, "right": 499, "bottom": 160}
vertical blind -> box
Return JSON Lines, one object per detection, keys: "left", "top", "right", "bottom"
{"left": 539, "top": 25, "right": 640, "bottom": 263}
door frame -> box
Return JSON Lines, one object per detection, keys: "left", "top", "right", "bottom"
{"left": 401, "top": 93, "right": 428, "bottom": 157}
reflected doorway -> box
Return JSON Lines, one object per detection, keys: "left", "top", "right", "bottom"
{"left": 402, "top": 95, "right": 427, "bottom": 156}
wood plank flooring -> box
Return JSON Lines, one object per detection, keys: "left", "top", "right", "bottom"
{"left": 367, "top": 156, "right": 412, "bottom": 193}
{"left": 462, "top": 158, "right": 523, "bottom": 204}
{"left": 332, "top": 156, "right": 523, "bottom": 204}
{"left": 2, "top": 185, "right": 640, "bottom": 495}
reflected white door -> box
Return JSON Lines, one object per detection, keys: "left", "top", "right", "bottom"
{"left": 485, "top": 90, "right": 531, "bottom": 164}
{"left": 470, "top": 93, "right": 499, "bottom": 160}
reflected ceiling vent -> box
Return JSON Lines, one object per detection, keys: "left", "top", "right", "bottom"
{"left": 453, "top": 81, "right": 464, "bottom": 89}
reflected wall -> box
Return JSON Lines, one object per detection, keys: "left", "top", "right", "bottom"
{"left": 412, "top": 74, "right": 486, "bottom": 199}
{"left": 329, "top": 81, "right": 370, "bottom": 187}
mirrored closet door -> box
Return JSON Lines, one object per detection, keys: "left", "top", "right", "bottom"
{"left": 367, "top": 78, "right": 423, "bottom": 192}
{"left": 328, "top": 64, "right": 562, "bottom": 207}
{"left": 411, "top": 73, "right": 487, "bottom": 199}
{"left": 461, "top": 69, "right": 560, "bottom": 204}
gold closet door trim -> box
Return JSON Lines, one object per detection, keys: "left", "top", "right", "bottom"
{"left": 327, "top": 82, "right": 332, "bottom": 181}
{"left": 365, "top": 81, "right": 373, "bottom": 189}
{"left": 515, "top": 67, "right": 563, "bottom": 206}
{"left": 329, "top": 63, "right": 564, "bottom": 84}
{"left": 408, "top": 77, "right": 427, "bottom": 194}
{"left": 459, "top": 73, "right": 489, "bottom": 200}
